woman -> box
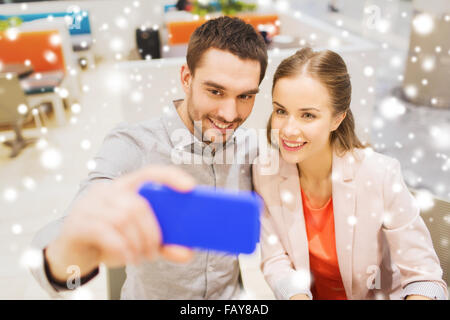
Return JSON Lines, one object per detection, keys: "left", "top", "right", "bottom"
{"left": 252, "top": 48, "right": 447, "bottom": 300}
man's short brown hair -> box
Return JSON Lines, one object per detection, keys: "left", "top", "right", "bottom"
{"left": 186, "top": 16, "right": 268, "bottom": 84}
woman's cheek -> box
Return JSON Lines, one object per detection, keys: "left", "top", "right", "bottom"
{"left": 270, "top": 118, "right": 283, "bottom": 137}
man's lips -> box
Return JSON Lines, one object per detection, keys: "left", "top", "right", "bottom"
{"left": 208, "top": 118, "right": 235, "bottom": 133}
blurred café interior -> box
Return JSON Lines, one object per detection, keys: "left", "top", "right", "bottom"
{"left": 0, "top": 0, "right": 449, "bottom": 299}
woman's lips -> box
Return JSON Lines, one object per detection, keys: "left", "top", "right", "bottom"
{"left": 281, "top": 139, "right": 308, "bottom": 151}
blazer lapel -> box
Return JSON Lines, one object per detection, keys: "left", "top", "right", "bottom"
{"left": 278, "top": 157, "right": 310, "bottom": 272}
{"left": 331, "top": 151, "right": 356, "bottom": 299}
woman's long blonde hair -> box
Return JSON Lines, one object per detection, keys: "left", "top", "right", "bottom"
{"left": 267, "top": 47, "right": 366, "bottom": 155}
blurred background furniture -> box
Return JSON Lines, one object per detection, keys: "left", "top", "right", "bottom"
{"left": 107, "top": 267, "right": 126, "bottom": 300}
{"left": 411, "top": 190, "right": 450, "bottom": 288}
{"left": 0, "top": 22, "right": 81, "bottom": 126}
{"left": 0, "top": 73, "right": 38, "bottom": 158}
{"left": 18, "top": 18, "right": 82, "bottom": 109}
{"left": 0, "top": 63, "right": 34, "bottom": 79}
{"left": 136, "top": 28, "right": 161, "bottom": 60}
{"left": 401, "top": 0, "right": 450, "bottom": 108}
{"left": 0, "top": 9, "right": 94, "bottom": 69}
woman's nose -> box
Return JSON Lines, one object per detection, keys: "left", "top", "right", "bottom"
{"left": 282, "top": 116, "right": 301, "bottom": 137}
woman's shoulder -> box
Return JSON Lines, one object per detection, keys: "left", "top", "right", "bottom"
{"left": 342, "top": 147, "right": 400, "bottom": 167}
{"left": 337, "top": 147, "right": 402, "bottom": 181}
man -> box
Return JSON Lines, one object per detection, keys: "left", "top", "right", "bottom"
{"left": 30, "top": 16, "right": 268, "bottom": 299}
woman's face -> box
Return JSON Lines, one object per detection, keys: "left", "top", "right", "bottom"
{"left": 271, "top": 74, "right": 343, "bottom": 164}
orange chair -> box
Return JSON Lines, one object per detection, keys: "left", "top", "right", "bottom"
{"left": 0, "top": 30, "right": 66, "bottom": 73}
{"left": 0, "top": 30, "right": 67, "bottom": 125}
{"left": 167, "top": 14, "right": 279, "bottom": 45}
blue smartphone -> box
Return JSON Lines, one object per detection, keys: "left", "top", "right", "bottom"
{"left": 138, "top": 182, "right": 262, "bottom": 255}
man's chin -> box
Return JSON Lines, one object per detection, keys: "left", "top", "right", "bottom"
{"left": 205, "top": 130, "right": 233, "bottom": 144}
{"left": 202, "top": 121, "right": 236, "bottom": 143}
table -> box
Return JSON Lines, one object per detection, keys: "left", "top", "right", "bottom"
{"left": 0, "top": 63, "right": 34, "bottom": 79}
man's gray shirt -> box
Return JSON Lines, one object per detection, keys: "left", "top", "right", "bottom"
{"left": 29, "top": 100, "right": 258, "bottom": 299}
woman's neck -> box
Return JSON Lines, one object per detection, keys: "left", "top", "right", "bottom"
{"left": 297, "top": 144, "right": 333, "bottom": 186}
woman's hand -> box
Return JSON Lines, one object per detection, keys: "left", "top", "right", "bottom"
{"left": 290, "top": 294, "right": 311, "bottom": 300}
{"left": 405, "top": 295, "right": 433, "bottom": 300}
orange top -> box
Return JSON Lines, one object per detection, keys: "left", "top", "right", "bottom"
{"left": 301, "top": 188, "right": 347, "bottom": 300}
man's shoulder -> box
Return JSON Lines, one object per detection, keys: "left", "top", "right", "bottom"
{"left": 110, "top": 117, "right": 164, "bottom": 134}
{"left": 104, "top": 117, "right": 168, "bottom": 152}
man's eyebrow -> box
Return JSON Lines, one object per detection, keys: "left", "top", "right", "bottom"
{"left": 203, "top": 81, "right": 259, "bottom": 95}
{"left": 203, "top": 81, "right": 225, "bottom": 90}
{"left": 273, "top": 101, "right": 321, "bottom": 112}
{"left": 240, "top": 88, "right": 260, "bottom": 95}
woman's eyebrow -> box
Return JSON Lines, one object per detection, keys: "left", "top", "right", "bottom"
{"left": 273, "top": 101, "right": 320, "bottom": 112}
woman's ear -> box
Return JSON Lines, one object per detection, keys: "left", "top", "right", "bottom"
{"left": 180, "top": 64, "right": 192, "bottom": 94}
{"left": 331, "top": 111, "right": 347, "bottom": 131}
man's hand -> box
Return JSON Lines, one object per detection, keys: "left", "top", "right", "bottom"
{"left": 45, "top": 165, "right": 196, "bottom": 284}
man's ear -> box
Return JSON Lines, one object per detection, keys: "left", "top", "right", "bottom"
{"left": 180, "top": 64, "right": 192, "bottom": 95}
{"left": 332, "top": 111, "right": 347, "bottom": 131}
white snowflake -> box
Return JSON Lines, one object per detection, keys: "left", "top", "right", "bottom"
{"left": 291, "top": 269, "right": 312, "bottom": 290}
{"left": 87, "top": 160, "right": 97, "bottom": 171}
{"left": 414, "top": 189, "right": 435, "bottom": 212}
{"left": 40, "top": 148, "right": 63, "bottom": 170}
{"left": 267, "top": 234, "right": 279, "bottom": 245}
{"left": 11, "top": 224, "right": 23, "bottom": 235}
{"left": 347, "top": 216, "right": 357, "bottom": 226}
{"left": 22, "top": 177, "right": 36, "bottom": 190}
{"left": 3, "top": 188, "right": 18, "bottom": 202}
{"left": 392, "top": 183, "right": 402, "bottom": 193}
{"left": 412, "top": 13, "right": 434, "bottom": 35}
{"left": 379, "top": 97, "right": 405, "bottom": 120}
{"left": 81, "top": 139, "right": 91, "bottom": 150}
{"left": 19, "top": 248, "right": 43, "bottom": 270}
{"left": 71, "top": 103, "right": 82, "bottom": 114}
{"left": 281, "top": 190, "right": 293, "bottom": 204}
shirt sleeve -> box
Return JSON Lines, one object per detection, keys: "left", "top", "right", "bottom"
{"left": 43, "top": 247, "right": 100, "bottom": 292}
{"left": 401, "top": 281, "right": 448, "bottom": 300}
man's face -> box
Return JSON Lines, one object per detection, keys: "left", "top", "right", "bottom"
{"left": 181, "top": 48, "right": 261, "bottom": 143}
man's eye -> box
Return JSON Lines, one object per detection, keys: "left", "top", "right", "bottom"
{"left": 239, "top": 94, "right": 252, "bottom": 100}
{"left": 209, "top": 90, "right": 221, "bottom": 96}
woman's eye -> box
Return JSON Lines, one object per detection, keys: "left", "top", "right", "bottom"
{"left": 303, "top": 113, "right": 315, "bottom": 119}
{"left": 275, "top": 108, "right": 286, "bottom": 115}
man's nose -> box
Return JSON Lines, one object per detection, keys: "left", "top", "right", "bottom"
{"left": 217, "top": 98, "right": 238, "bottom": 123}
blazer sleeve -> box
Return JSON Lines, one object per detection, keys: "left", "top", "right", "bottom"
{"left": 252, "top": 162, "right": 313, "bottom": 300}
{"left": 381, "top": 158, "right": 448, "bottom": 299}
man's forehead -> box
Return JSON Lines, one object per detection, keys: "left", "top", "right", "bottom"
{"left": 193, "top": 49, "right": 260, "bottom": 90}
{"left": 195, "top": 48, "right": 260, "bottom": 73}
